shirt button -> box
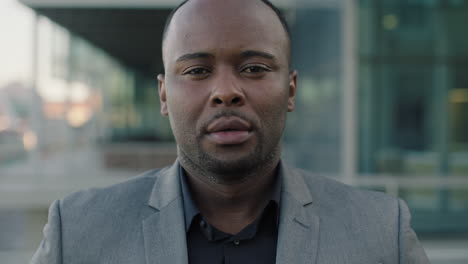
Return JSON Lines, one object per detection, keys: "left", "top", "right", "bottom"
{"left": 233, "top": 239, "right": 240, "bottom": 246}
{"left": 200, "top": 220, "right": 207, "bottom": 229}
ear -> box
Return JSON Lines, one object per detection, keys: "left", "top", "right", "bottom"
{"left": 287, "top": 70, "right": 297, "bottom": 112}
{"left": 157, "top": 74, "right": 168, "bottom": 116}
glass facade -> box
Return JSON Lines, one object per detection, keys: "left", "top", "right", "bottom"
{"left": 0, "top": 6, "right": 174, "bottom": 174}
{"left": 284, "top": 3, "right": 343, "bottom": 174}
{"left": 358, "top": 0, "right": 468, "bottom": 233}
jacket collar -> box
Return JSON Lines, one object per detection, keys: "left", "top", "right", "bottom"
{"left": 147, "top": 161, "right": 181, "bottom": 211}
{"left": 275, "top": 161, "right": 319, "bottom": 264}
{"left": 143, "top": 159, "right": 319, "bottom": 264}
{"left": 279, "top": 160, "right": 313, "bottom": 207}
{"left": 143, "top": 161, "right": 188, "bottom": 264}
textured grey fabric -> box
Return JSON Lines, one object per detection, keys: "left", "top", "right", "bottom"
{"left": 30, "top": 161, "right": 430, "bottom": 264}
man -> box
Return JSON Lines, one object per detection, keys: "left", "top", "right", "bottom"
{"left": 31, "top": 0, "right": 429, "bottom": 263}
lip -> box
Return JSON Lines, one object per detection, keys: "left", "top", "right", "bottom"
{"left": 206, "top": 117, "right": 252, "bottom": 133}
{"left": 205, "top": 117, "right": 253, "bottom": 145}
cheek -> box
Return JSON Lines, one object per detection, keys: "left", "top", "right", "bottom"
{"left": 247, "top": 83, "right": 290, "bottom": 116}
{"left": 166, "top": 79, "right": 207, "bottom": 116}
{"left": 165, "top": 79, "right": 210, "bottom": 134}
{"left": 245, "top": 83, "right": 290, "bottom": 138}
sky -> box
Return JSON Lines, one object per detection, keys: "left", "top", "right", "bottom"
{"left": 0, "top": 0, "right": 91, "bottom": 102}
{"left": 0, "top": 0, "right": 34, "bottom": 88}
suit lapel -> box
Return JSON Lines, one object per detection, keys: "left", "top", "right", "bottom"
{"left": 142, "top": 161, "right": 188, "bottom": 264}
{"left": 140, "top": 160, "right": 320, "bottom": 264}
{"left": 275, "top": 162, "right": 320, "bottom": 264}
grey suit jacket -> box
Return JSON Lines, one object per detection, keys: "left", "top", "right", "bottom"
{"left": 31, "top": 161, "right": 430, "bottom": 263}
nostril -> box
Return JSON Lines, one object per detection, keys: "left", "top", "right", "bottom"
{"left": 214, "top": 98, "right": 223, "bottom": 104}
{"left": 231, "top": 97, "right": 241, "bottom": 104}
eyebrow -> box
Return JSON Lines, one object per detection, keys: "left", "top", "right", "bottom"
{"left": 175, "top": 50, "right": 276, "bottom": 63}
{"left": 176, "top": 52, "right": 213, "bottom": 62}
{"left": 240, "top": 50, "right": 276, "bottom": 60}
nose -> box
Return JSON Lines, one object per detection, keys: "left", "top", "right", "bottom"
{"left": 209, "top": 75, "right": 245, "bottom": 107}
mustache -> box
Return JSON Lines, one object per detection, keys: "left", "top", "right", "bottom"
{"left": 199, "top": 110, "right": 257, "bottom": 134}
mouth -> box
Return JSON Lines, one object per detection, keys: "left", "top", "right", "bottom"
{"left": 205, "top": 117, "right": 253, "bottom": 145}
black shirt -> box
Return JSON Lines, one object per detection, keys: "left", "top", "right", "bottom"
{"left": 179, "top": 166, "right": 281, "bottom": 264}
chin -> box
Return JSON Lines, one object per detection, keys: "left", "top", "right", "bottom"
{"left": 201, "top": 153, "right": 258, "bottom": 174}
{"left": 199, "top": 150, "right": 261, "bottom": 174}
{"left": 197, "top": 146, "right": 278, "bottom": 179}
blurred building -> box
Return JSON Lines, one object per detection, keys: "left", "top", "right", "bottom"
{"left": 0, "top": 0, "right": 467, "bottom": 263}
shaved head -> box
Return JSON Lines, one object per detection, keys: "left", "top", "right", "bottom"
{"left": 161, "top": 0, "right": 292, "bottom": 68}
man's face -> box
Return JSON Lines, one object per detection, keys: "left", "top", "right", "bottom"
{"left": 159, "top": 0, "right": 296, "bottom": 182}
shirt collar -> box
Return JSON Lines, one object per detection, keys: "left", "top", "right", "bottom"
{"left": 179, "top": 164, "right": 201, "bottom": 231}
{"left": 178, "top": 163, "right": 282, "bottom": 232}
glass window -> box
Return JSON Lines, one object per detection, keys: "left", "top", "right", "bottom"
{"left": 284, "top": 5, "right": 342, "bottom": 175}
{"left": 358, "top": 0, "right": 468, "bottom": 233}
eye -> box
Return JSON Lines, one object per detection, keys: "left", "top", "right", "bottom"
{"left": 183, "top": 67, "right": 211, "bottom": 76}
{"left": 242, "top": 65, "right": 271, "bottom": 74}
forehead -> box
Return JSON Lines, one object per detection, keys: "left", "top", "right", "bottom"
{"left": 163, "top": 0, "right": 289, "bottom": 64}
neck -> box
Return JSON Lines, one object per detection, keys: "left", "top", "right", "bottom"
{"left": 180, "top": 156, "right": 280, "bottom": 234}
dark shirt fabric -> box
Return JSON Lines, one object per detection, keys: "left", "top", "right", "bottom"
{"left": 179, "top": 165, "right": 281, "bottom": 264}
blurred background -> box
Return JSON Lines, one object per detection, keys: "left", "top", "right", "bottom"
{"left": 0, "top": 0, "right": 467, "bottom": 263}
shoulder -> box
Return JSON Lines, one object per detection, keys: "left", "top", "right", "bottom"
{"left": 292, "top": 168, "right": 400, "bottom": 218}
{"left": 38, "top": 168, "right": 171, "bottom": 262}
{"left": 51, "top": 168, "right": 168, "bottom": 252}
{"left": 291, "top": 168, "right": 404, "bottom": 254}
{"left": 58, "top": 168, "right": 164, "bottom": 219}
